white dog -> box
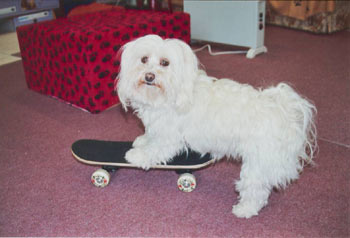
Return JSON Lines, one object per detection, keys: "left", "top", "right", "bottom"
{"left": 116, "top": 35, "right": 317, "bottom": 218}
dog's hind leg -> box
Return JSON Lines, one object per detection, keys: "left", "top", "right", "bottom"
{"left": 232, "top": 168, "right": 272, "bottom": 218}
{"left": 232, "top": 141, "right": 302, "bottom": 218}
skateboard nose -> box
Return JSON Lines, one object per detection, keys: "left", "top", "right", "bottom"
{"left": 145, "top": 72, "right": 155, "bottom": 83}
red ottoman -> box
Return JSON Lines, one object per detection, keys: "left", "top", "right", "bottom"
{"left": 17, "top": 9, "right": 190, "bottom": 113}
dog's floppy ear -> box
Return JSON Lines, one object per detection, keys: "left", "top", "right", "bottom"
{"left": 115, "top": 39, "right": 137, "bottom": 111}
{"left": 167, "top": 39, "right": 199, "bottom": 113}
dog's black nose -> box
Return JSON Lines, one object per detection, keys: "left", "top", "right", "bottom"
{"left": 145, "top": 73, "right": 155, "bottom": 83}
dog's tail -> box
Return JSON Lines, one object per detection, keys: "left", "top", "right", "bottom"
{"left": 264, "top": 83, "right": 318, "bottom": 167}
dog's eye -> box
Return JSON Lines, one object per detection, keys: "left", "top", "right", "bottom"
{"left": 160, "top": 58, "right": 169, "bottom": 67}
{"left": 141, "top": 56, "right": 148, "bottom": 64}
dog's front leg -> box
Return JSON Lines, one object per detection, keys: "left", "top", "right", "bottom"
{"left": 125, "top": 135, "right": 184, "bottom": 170}
{"left": 132, "top": 134, "right": 148, "bottom": 147}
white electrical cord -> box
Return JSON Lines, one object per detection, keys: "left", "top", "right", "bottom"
{"left": 319, "top": 137, "right": 350, "bottom": 149}
{"left": 193, "top": 44, "right": 248, "bottom": 56}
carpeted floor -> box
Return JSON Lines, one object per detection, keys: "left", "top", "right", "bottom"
{"left": 0, "top": 26, "right": 349, "bottom": 237}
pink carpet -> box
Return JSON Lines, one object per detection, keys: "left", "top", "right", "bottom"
{"left": 0, "top": 25, "right": 349, "bottom": 237}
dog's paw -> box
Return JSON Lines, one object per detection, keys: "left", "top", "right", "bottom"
{"left": 232, "top": 202, "right": 259, "bottom": 219}
{"left": 132, "top": 135, "right": 148, "bottom": 147}
{"left": 125, "top": 148, "right": 152, "bottom": 170}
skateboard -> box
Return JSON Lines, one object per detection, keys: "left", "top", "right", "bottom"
{"left": 71, "top": 139, "right": 214, "bottom": 192}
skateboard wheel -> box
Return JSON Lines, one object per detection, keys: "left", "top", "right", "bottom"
{"left": 91, "top": 169, "right": 110, "bottom": 188}
{"left": 177, "top": 173, "right": 196, "bottom": 192}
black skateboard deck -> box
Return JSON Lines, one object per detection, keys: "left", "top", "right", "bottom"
{"left": 72, "top": 139, "right": 213, "bottom": 169}
{"left": 71, "top": 139, "right": 214, "bottom": 191}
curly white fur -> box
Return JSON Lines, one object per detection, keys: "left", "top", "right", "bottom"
{"left": 117, "top": 35, "right": 317, "bottom": 218}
